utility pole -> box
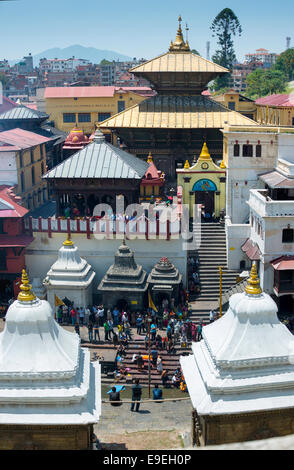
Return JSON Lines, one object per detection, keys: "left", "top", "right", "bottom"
{"left": 206, "top": 41, "right": 210, "bottom": 60}
{"left": 219, "top": 266, "right": 222, "bottom": 318}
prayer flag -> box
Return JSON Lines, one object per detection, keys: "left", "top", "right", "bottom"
{"left": 148, "top": 290, "right": 158, "bottom": 312}
{"left": 54, "top": 294, "right": 65, "bottom": 307}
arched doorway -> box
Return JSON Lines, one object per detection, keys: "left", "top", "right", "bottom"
{"left": 192, "top": 179, "right": 217, "bottom": 216}
{"left": 117, "top": 298, "right": 128, "bottom": 311}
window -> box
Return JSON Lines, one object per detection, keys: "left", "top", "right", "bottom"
{"left": 63, "top": 113, "right": 76, "bottom": 123}
{"left": 256, "top": 145, "right": 262, "bottom": 157}
{"left": 118, "top": 100, "right": 125, "bottom": 113}
{"left": 20, "top": 172, "right": 25, "bottom": 192}
{"left": 0, "top": 220, "right": 6, "bottom": 234}
{"left": 282, "top": 228, "right": 294, "bottom": 243}
{"left": 233, "top": 144, "right": 240, "bottom": 157}
{"left": 19, "top": 151, "right": 23, "bottom": 168}
{"left": 31, "top": 166, "right": 35, "bottom": 186}
{"left": 292, "top": 117, "right": 294, "bottom": 126}
{"left": 228, "top": 101, "right": 235, "bottom": 110}
{"left": 78, "top": 113, "right": 91, "bottom": 123}
{"left": 0, "top": 249, "right": 7, "bottom": 270}
{"left": 243, "top": 145, "right": 253, "bottom": 157}
{"left": 41, "top": 162, "right": 44, "bottom": 175}
{"left": 98, "top": 112, "right": 111, "bottom": 122}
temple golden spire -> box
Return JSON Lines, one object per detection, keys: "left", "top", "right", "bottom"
{"left": 245, "top": 263, "right": 262, "bottom": 296}
{"left": 220, "top": 160, "right": 226, "bottom": 169}
{"left": 169, "top": 16, "right": 190, "bottom": 52}
{"left": 18, "top": 269, "right": 36, "bottom": 302}
{"left": 198, "top": 142, "right": 212, "bottom": 161}
{"left": 147, "top": 152, "right": 153, "bottom": 163}
{"left": 63, "top": 233, "right": 74, "bottom": 246}
{"left": 184, "top": 160, "right": 190, "bottom": 169}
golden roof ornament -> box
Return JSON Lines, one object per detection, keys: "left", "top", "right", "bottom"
{"left": 184, "top": 160, "right": 190, "bottom": 169}
{"left": 147, "top": 152, "right": 153, "bottom": 163}
{"left": 169, "top": 16, "right": 190, "bottom": 52}
{"left": 63, "top": 233, "right": 74, "bottom": 247}
{"left": 199, "top": 142, "right": 212, "bottom": 161}
{"left": 18, "top": 269, "right": 36, "bottom": 302}
{"left": 220, "top": 160, "right": 226, "bottom": 169}
{"left": 245, "top": 263, "right": 262, "bottom": 296}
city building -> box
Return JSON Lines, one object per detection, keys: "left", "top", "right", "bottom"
{"left": 99, "top": 17, "right": 257, "bottom": 181}
{"left": 0, "top": 128, "right": 51, "bottom": 211}
{"left": 256, "top": 94, "right": 294, "bottom": 126}
{"left": 181, "top": 264, "right": 294, "bottom": 446}
{"left": 245, "top": 48, "right": 279, "bottom": 68}
{"left": 212, "top": 90, "right": 257, "bottom": 121}
{"left": 0, "top": 270, "right": 101, "bottom": 450}
{"left": 230, "top": 61, "right": 264, "bottom": 93}
{"left": 0, "top": 186, "right": 33, "bottom": 305}
{"left": 44, "top": 85, "right": 153, "bottom": 135}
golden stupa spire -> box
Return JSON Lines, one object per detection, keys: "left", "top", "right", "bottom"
{"left": 245, "top": 263, "right": 262, "bottom": 296}
{"left": 18, "top": 269, "right": 36, "bottom": 302}
{"left": 184, "top": 160, "right": 190, "bottom": 169}
{"left": 169, "top": 16, "right": 190, "bottom": 52}
{"left": 147, "top": 152, "right": 153, "bottom": 163}
{"left": 199, "top": 142, "right": 212, "bottom": 161}
{"left": 63, "top": 233, "right": 74, "bottom": 246}
{"left": 220, "top": 160, "right": 226, "bottom": 169}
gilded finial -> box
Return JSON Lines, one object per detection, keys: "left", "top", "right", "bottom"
{"left": 199, "top": 142, "right": 211, "bottom": 161}
{"left": 18, "top": 269, "right": 36, "bottom": 302}
{"left": 147, "top": 152, "right": 153, "bottom": 163}
{"left": 245, "top": 263, "right": 262, "bottom": 296}
{"left": 63, "top": 233, "right": 74, "bottom": 246}
{"left": 220, "top": 160, "right": 226, "bottom": 169}
{"left": 184, "top": 160, "right": 190, "bottom": 169}
{"left": 169, "top": 16, "right": 190, "bottom": 52}
{"left": 192, "top": 155, "right": 197, "bottom": 165}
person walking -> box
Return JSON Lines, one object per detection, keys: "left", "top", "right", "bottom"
{"left": 79, "top": 307, "right": 85, "bottom": 326}
{"left": 112, "top": 306, "right": 120, "bottom": 327}
{"left": 93, "top": 320, "right": 100, "bottom": 343}
{"left": 87, "top": 321, "right": 93, "bottom": 343}
{"left": 197, "top": 321, "right": 203, "bottom": 341}
{"left": 70, "top": 306, "right": 76, "bottom": 326}
{"left": 156, "top": 356, "right": 163, "bottom": 374}
{"left": 136, "top": 314, "right": 143, "bottom": 335}
{"left": 130, "top": 378, "right": 142, "bottom": 412}
{"left": 104, "top": 320, "right": 110, "bottom": 341}
{"left": 98, "top": 305, "right": 105, "bottom": 327}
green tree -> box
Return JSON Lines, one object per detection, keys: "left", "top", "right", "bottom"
{"left": 100, "top": 59, "right": 112, "bottom": 65}
{"left": 245, "top": 69, "right": 287, "bottom": 99}
{"left": 191, "top": 49, "right": 200, "bottom": 56}
{"left": 274, "top": 48, "right": 294, "bottom": 81}
{"left": 210, "top": 8, "right": 242, "bottom": 90}
{"left": 0, "top": 73, "right": 9, "bottom": 87}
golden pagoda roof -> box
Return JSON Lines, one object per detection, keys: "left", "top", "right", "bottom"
{"left": 99, "top": 95, "right": 258, "bottom": 130}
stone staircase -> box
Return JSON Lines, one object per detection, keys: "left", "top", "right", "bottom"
{"left": 188, "top": 222, "right": 239, "bottom": 323}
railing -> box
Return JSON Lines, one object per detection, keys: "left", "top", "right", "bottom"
{"left": 24, "top": 215, "right": 182, "bottom": 240}
{"left": 249, "top": 189, "right": 294, "bottom": 217}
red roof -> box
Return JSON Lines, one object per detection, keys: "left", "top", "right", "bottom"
{"left": 255, "top": 94, "right": 294, "bottom": 107}
{"left": 0, "top": 235, "right": 34, "bottom": 247}
{"left": 0, "top": 185, "right": 28, "bottom": 218}
{"left": 201, "top": 90, "right": 211, "bottom": 96}
{"left": 44, "top": 86, "right": 153, "bottom": 99}
{"left": 0, "top": 96, "right": 17, "bottom": 114}
{"left": 0, "top": 128, "right": 51, "bottom": 151}
{"left": 271, "top": 256, "right": 294, "bottom": 270}
{"left": 241, "top": 239, "right": 261, "bottom": 261}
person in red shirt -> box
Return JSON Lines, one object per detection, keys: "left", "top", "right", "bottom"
{"left": 70, "top": 307, "right": 76, "bottom": 326}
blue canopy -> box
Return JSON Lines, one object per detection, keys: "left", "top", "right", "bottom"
{"left": 107, "top": 385, "right": 126, "bottom": 394}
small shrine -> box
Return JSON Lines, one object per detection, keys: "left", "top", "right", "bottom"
{"left": 177, "top": 142, "right": 226, "bottom": 218}
{"left": 140, "top": 152, "right": 165, "bottom": 201}
{"left": 62, "top": 125, "right": 89, "bottom": 157}
{"left": 0, "top": 270, "right": 101, "bottom": 450}
{"left": 98, "top": 240, "right": 148, "bottom": 311}
{"left": 181, "top": 264, "right": 294, "bottom": 447}
{"left": 43, "top": 235, "right": 95, "bottom": 309}
{"left": 147, "top": 257, "right": 182, "bottom": 305}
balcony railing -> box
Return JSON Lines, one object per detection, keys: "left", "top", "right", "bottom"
{"left": 249, "top": 190, "right": 294, "bottom": 217}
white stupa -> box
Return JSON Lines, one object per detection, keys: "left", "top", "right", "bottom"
{"left": 0, "top": 270, "right": 101, "bottom": 449}
{"left": 181, "top": 263, "right": 294, "bottom": 445}
{"left": 44, "top": 235, "right": 95, "bottom": 309}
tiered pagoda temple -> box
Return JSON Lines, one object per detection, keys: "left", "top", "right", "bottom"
{"left": 181, "top": 264, "right": 294, "bottom": 446}
{"left": 99, "top": 17, "right": 256, "bottom": 181}
{"left": 98, "top": 239, "right": 148, "bottom": 311}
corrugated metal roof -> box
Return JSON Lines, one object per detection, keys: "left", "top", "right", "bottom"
{"left": 130, "top": 51, "right": 229, "bottom": 74}
{"left": 99, "top": 95, "right": 257, "bottom": 129}
{"left": 0, "top": 105, "right": 48, "bottom": 121}
{"left": 44, "top": 86, "right": 153, "bottom": 99}
{"left": 256, "top": 94, "right": 294, "bottom": 108}
{"left": 0, "top": 128, "right": 52, "bottom": 150}
{"left": 259, "top": 170, "right": 294, "bottom": 188}
{"left": 43, "top": 140, "right": 149, "bottom": 180}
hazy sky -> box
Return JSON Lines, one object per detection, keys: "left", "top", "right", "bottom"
{"left": 1, "top": 0, "right": 293, "bottom": 61}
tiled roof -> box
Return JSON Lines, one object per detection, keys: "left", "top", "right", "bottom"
{"left": 129, "top": 51, "right": 229, "bottom": 74}
{"left": 43, "top": 140, "right": 149, "bottom": 180}
{"left": 99, "top": 95, "right": 257, "bottom": 129}
{"left": 0, "top": 105, "right": 48, "bottom": 121}
{"left": 0, "top": 128, "right": 52, "bottom": 151}
{"left": 255, "top": 94, "right": 294, "bottom": 107}
{"left": 0, "top": 97, "right": 17, "bottom": 114}
{"left": 0, "top": 186, "right": 28, "bottom": 218}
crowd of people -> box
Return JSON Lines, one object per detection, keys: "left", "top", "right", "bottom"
{"left": 187, "top": 254, "right": 201, "bottom": 299}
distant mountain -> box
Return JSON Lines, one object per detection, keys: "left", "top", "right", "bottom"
{"left": 10, "top": 45, "right": 133, "bottom": 66}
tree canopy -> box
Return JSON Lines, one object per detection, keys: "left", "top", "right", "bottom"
{"left": 245, "top": 68, "right": 287, "bottom": 99}
{"left": 210, "top": 8, "right": 242, "bottom": 90}
{"left": 274, "top": 48, "right": 294, "bottom": 82}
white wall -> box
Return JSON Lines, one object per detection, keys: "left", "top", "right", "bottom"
{"left": 25, "top": 232, "right": 187, "bottom": 295}
{"left": 0, "top": 152, "right": 17, "bottom": 186}
{"left": 226, "top": 218, "right": 251, "bottom": 270}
